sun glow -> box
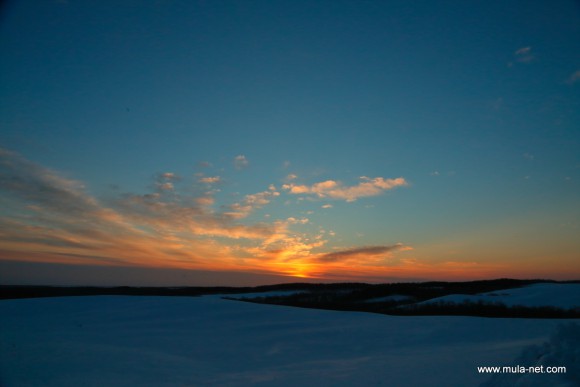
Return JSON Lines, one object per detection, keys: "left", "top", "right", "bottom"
{"left": 281, "top": 262, "right": 318, "bottom": 279}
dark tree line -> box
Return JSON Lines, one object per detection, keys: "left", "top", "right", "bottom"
{"left": 2, "top": 279, "right": 579, "bottom": 319}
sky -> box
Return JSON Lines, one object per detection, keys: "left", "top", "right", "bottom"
{"left": 0, "top": 0, "right": 579, "bottom": 286}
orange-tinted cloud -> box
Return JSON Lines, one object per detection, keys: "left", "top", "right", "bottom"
{"left": 199, "top": 176, "right": 221, "bottom": 184}
{"left": 283, "top": 176, "right": 407, "bottom": 202}
{"left": 224, "top": 189, "right": 280, "bottom": 219}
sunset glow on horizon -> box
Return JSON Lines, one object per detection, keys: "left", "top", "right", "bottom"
{"left": 1, "top": 146, "right": 577, "bottom": 285}
{"left": 1, "top": 1, "right": 579, "bottom": 286}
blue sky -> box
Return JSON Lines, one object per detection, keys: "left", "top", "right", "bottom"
{"left": 1, "top": 0, "right": 579, "bottom": 285}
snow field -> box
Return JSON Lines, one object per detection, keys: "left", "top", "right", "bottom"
{"left": 1, "top": 293, "right": 577, "bottom": 386}
{"left": 416, "top": 283, "right": 580, "bottom": 309}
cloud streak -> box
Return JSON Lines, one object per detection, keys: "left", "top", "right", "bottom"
{"left": 0, "top": 148, "right": 100, "bottom": 216}
{"left": 283, "top": 176, "right": 407, "bottom": 202}
{"left": 316, "top": 244, "right": 410, "bottom": 263}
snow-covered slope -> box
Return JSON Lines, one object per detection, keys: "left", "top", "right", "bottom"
{"left": 416, "top": 283, "right": 580, "bottom": 309}
{"left": 226, "top": 290, "right": 310, "bottom": 299}
{"left": 0, "top": 294, "right": 577, "bottom": 387}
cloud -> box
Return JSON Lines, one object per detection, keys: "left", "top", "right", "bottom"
{"left": 155, "top": 172, "right": 180, "bottom": 191}
{"left": 157, "top": 182, "right": 174, "bottom": 191}
{"left": 160, "top": 172, "right": 178, "bottom": 180}
{"left": 234, "top": 155, "right": 249, "bottom": 170}
{"left": 224, "top": 190, "right": 280, "bottom": 219}
{"left": 199, "top": 176, "right": 221, "bottom": 184}
{"left": 316, "top": 244, "right": 409, "bottom": 263}
{"left": 248, "top": 222, "right": 328, "bottom": 265}
{"left": 283, "top": 176, "right": 407, "bottom": 202}
{"left": 0, "top": 148, "right": 100, "bottom": 216}
{"left": 115, "top": 190, "right": 276, "bottom": 240}
{"left": 566, "top": 69, "right": 580, "bottom": 85}
{"left": 0, "top": 149, "right": 182, "bottom": 266}
{"left": 513, "top": 46, "right": 534, "bottom": 63}
{"left": 195, "top": 196, "right": 215, "bottom": 207}
{"left": 286, "top": 217, "right": 309, "bottom": 225}
{"left": 515, "top": 46, "right": 531, "bottom": 56}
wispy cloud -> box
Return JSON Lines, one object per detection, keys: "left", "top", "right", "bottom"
{"left": 199, "top": 176, "right": 221, "bottom": 184}
{"left": 224, "top": 189, "right": 280, "bottom": 219}
{"left": 115, "top": 191, "right": 274, "bottom": 240}
{"left": 282, "top": 176, "right": 407, "bottom": 202}
{"left": 0, "top": 148, "right": 99, "bottom": 216}
{"left": 247, "top": 221, "right": 328, "bottom": 269}
{"left": 316, "top": 244, "right": 410, "bottom": 263}
{"left": 234, "top": 155, "right": 249, "bottom": 170}
{"left": 286, "top": 217, "right": 309, "bottom": 225}
{"left": 0, "top": 150, "right": 175, "bottom": 266}
{"left": 154, "top": 172, "right": 180, "bottom": 191}
{"left": 514, "top": 46, "right": 534, "bottom": 63}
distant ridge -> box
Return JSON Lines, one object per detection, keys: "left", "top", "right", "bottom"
{"left": 2, "top": 278, "right": 578, "bottom": 301}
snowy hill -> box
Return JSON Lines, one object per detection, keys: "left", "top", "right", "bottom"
{"left": 415, "top": 283, "right": 580, "bottom": 310}
{"left": 1, "top": 294, "right": 578, "bottom": 386}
